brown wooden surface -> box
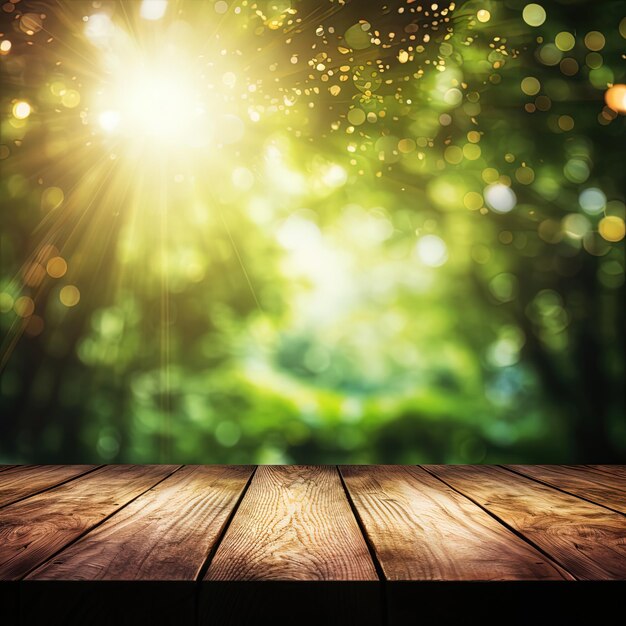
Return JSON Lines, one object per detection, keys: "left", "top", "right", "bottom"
{"left": 507, "top": 465, "right": 626, "bottom": 514}
{"left": 586, "top": 465, "right": 626, "bottom": 480}
{"left": 426, "top": 465, "right": 626, "bottom": 580}
{"left": 0, "top": 464, "right": 178, "bottom": 580}
{"left": 0, "top": 464, "right": 623, "bottom": 586}
{"left": 341, "top": 465, "right": 569, "bottom": 580}
{"left": 28, "top": 465, "right": 253, "bottom": 581}
{"left": 1, "top": 465, "right": 625, "bottom": 625}
{"left": 0, "top": 465, "right": 97, "bottom": 509}
{"left": 205, "top": 465, "right": 378, "bottom": 581}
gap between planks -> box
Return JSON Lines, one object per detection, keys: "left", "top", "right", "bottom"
{"left": 418, "top": 465, "right": 579, "bottom": 580}
{"left": 194, "top": 465, "right": 258, "bottom": 583}
{"left": 8, "top": 465, "right": 183, "bottom": 580}
{"left": 423, "top": 465, "right": 626, "bottom": 580}
{"left": 337, "top": 466, "right": 388, "bottom": 626}
{"left": 0, "top": 465, "right": 104, "bottom": 510}
{"left": 500, "top": 465, "right": 626, "bottom": 516}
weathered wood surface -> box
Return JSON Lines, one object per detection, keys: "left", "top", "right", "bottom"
{"left": 0, "top": 465, "right": 97, "bottom": 509}
{"left": 506, "top": 465, "right": 626, "bottom": 514}
{"left": 205, "top": 465, "right": 377, "bottom": 581}
{"left": 0, "top": 465, "right": 178, "bottom": 579}
{"left": 426, "top": 465, "right": 626, "bottom": 580}
{"left": 0, "top": 465, "right": 624, "bottom": 626}
{"left": 586, "top": 465, "right": 626, "bottom": 480}
{"left": 29, "top": 465, "right": 253, "bottom": 581}
{"left": 341, "top": 465, "right": 569, "bottom": 580}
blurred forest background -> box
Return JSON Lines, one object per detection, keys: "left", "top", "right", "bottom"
{"left": 0, "top": 0, "right": 624, "bottom": 464}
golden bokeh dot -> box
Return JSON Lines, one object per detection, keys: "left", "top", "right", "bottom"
{"left": 522, "top": 3, "right": 546, "bottom": 27}
{"left": 47, "top": 256, "right": 68, "bottom": 278}
{"left": 464, "top": 191, "right": 483, "bottom": 211}
{"left": 467, "top": 131, "right": 481, "bottom": 143}
{"left": 14, "top": 296, "right": 35, "bottom": 318}
{"left": 60, "top": 285, "right": 80, "bottom": 307}
{"left": 20, "top": 13, "right": 43, "bottom": 35}
{"left": 521, "top": 76, "right": 540, "bottom": 96}
{"left": 61, "top": 89, "right": 80, "bottom": 108}
{"left": 599, "top": 216, "right": 625, "bottom": 242}
{"left": 515, "top": 166, "right": 535, "bottom": 185}
{"left": 463, "top": 143, "right": 481, "bottom": 160}
{"left": 398, "top": 138, "right": 416, "bottom": 154}
{"left": 584, "top": 31, "right": 605, "bottom": 51}
{"left": 482, "top": 167, "right": 499, "bottom": 183}
{"left": 477, "top": 10, "right": 491, "bottom": 23}
{"left": 347, "top": 108, "right": 366, "bottom": 125}
{"left": 558, "top": 115, "right": 574, "bottom": 131}
{"left": 12, "top": 100, "right": 31, "bottom": 119}
{"left": 605, "top": 84, "right": 626, "bottom": 114}
{"left": 444, "top": 145, "right": 463, "bottom": 164}
{"left": 50, "top": 81, "right": 66, "bottom": 96}
{"left": 555, "top": 32, "right": 575, "bottom": 51}
{"left": 0, "top": 39, "right": 11, "bottom": 54}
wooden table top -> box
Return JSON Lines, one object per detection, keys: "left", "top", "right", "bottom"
{"left": 1, "top": 464, "right": 624, "bottom": 625}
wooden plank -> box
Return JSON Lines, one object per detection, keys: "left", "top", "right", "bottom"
{"left": 201, "top": 466, "right": 380, "bottom": 625}
{"left": 205, "top": 465, "right": 377, "bottom": 581}
{"left": 507, "top": 465, "right": 626, "bottom": 514}
{"left": 341, "top": 465, "right": 569, "bottom": 581}
{"left": 0, "top": 465, "right": 97, "bottom": 508}
{"left": 28, "top": 465, "right": 253, "bottom": 581}
{"left": 426, "top": 465, "right": 626, "bottom": 580}
{"left": 0, "top": 464, "right": 178, "bottom": 580}
{"left": 586, "top": 465, "right": 626, "bottom": 480}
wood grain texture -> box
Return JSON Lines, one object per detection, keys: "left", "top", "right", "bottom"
{"left": 507, "top": 465, "right": 626, "bottom": 514}
{"left": 0, "top": 464, "right": 178, "bottom": 580}
{"left": 204, "top": 465, "right": 378, "bottom": 581}
{"left": 426, "top": 465, "right": 626, "bottom": 580}
{"left": 0, "top": 466, "right": 17, "bottom": 473}
{"left": 0, "top": 465, "right": 97, "bottom": 508}
{"left": 586, "top": 465, "right": 626, "bottom": 480}
{"left": 28, "top": 465, "right": 253, "bottom": 581}
{"left": 341, "top": 465, "right": 569, "bottom": 581}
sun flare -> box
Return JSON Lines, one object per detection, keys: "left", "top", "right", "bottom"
{"left": 96, "top": 63, "right": 204, "bottom": 143}
{"left": 85, "top": 9, "right": 241, "bottom": 154}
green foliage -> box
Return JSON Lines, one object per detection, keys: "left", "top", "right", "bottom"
{"left": 0, "top": 0, "right": 624, "bottom": 463}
